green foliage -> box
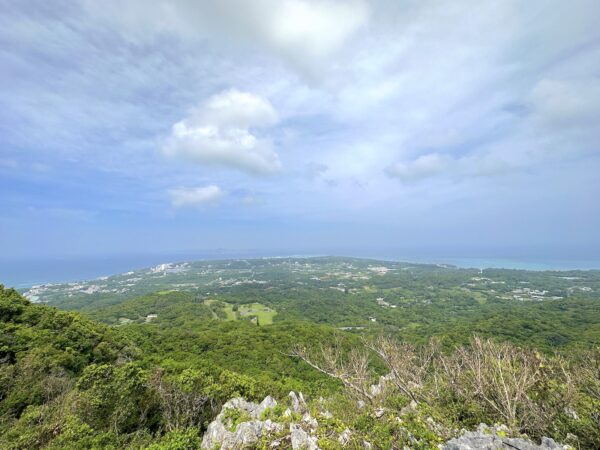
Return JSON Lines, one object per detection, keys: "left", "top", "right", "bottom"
{"left": 0, "top": 285, "right": 131, "bottom": 419}
{"left": 145, "top": 428, "right": 201, "bottom": 450}
{"left": 45, "top": 415, "right": 127, "bottom": 450}
{"left": 222, "top": 407, "right": 252, "bottom": 432}
{"left": 85, "top": 291, "right": 214, "bottom": 326}
{"left": 120, "top": 319, "right": 348, "bottom": 397}
{"left": 75, "top": 362, "right": 160, "bottom": 433}
{"left": 0, "top": 287, "right": 218, "bottom": 448}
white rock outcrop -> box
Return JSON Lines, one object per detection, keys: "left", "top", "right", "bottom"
{"left": 442, "top": 424, "right": 569, "bottom": 450}
{"left": 201, "top": 396, "right": 282, "bottom": 449}
{"left": 289, "top": 391, "right": 308, "bottom": 413}
{"left": 290, "top": 423, "right": 319, "bottom": 450}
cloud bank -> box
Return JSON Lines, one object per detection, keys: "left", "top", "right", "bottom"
{"left": 1, "top": 0, "right": 599, "bottom": 258}
{"left": 84, "top": 0, "right": 369, "bottom": 75}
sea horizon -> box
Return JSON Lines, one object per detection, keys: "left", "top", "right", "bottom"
{"left": 2, "top": 251, "right": 600, "bottom": 289}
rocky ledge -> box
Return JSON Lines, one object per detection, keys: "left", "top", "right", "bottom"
{"left": 201, "top": 393, "right": 570, "bottom": 450}
{"left": 442, "top": 424, "right": 567, "bottom": 450}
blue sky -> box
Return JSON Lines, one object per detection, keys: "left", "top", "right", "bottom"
{"left": 1, "top": 0, "right": 599, "bottom": 260}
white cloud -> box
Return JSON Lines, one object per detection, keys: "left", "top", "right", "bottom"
{"left": 84, "top": 0, "right": 369, "bottom": 76}
{"left": 163, "top": 89, "right": 281, "bottom": 175}
{"left": 4, "top": 0, "right": 600, "bottom": 234}
{"left": 201, "top": 88, "right": 279, "bottom": 128}
{"left": 530, "top": 78, "right": 600, "bottom": 130}
{"left": 386, "top": 154, "right": 451, "bottom": 182}
{"left": 261, "top": 0, "right": 369, "bottom": 72}
{"left": 387, "top": 73, "right": 600, "bottom": 185}
{"left": 386, "top": 152, "right": 515, "bottom": 183}
{"left": 168, "top": 185, "right": 225, "bottom": 208}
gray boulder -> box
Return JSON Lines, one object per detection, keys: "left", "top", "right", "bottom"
{"left": 256, "top": 395, "right": 278, "bottom": 418}
{"left": 442, "top": 424, "right": 568, "bottom": 450}
{"left": 201, "top": 396, "right": 283, "bottom": 449}
{"left": 370, "top": 372, "right": 394, "bottom": 397}
{"left": 302, "top": 412, "right": 318, "bottom": 430}
{"left": 290, "top": 424, "right": 319, "bottom": 450}
{"left": 338, "top": 428, "right": 352, "bottom": 446}
{"left": 289, "top": 391, "right": 308, "bottom": 413}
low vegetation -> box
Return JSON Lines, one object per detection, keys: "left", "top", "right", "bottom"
{"left": 292, "top": 336, "right": 600, "bottom": 448}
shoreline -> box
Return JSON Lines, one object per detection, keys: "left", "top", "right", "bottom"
{"left": 3, "top": 253, "right": 600, "bottom": 289}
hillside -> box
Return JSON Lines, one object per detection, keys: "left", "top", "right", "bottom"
{"left": 2, "top": 283, "right": 600, "bottom": 448}
{"left": 2, "top": 257, "right": 600, "bottom": 448}
{"left": 1, "top": 285, "right": 341, "bottom": 448}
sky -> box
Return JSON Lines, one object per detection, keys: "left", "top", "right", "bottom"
{"left": 1, "top": 0, "right": 600, "bottom": 261}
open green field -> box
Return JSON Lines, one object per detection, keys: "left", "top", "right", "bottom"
{"left": 238, "top": 302, "right": 277, "bottom": 325}
{"left": 204, "top": 300, "right": 277, "bottom": 324}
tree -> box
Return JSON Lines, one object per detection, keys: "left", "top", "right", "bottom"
{"left": 291, "top": 336, "right": 375, "bottom": 403}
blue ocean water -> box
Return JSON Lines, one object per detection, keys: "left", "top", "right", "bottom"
{"left": 0, "top": 251, "right": 275, "bottom": 289}
{"left": 1, "top": 251, "right": 599, "bottom": 289}
{"left": 382, "top": 256, "right": 600, "bottom": 271}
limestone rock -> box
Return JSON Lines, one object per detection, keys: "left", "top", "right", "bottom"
{"left": 302, "top": 412, "right": 318, "bottom": 430}
{"left": 289, "top": 391, "right": 308, "bottom": 413}
{"left": 256, "top": 395, "right": 278, "bottom": 418}
{"left": 321, "top": 410, "right": 333, "bottom": 419}
{"left": 290, "top": 424, "right": 319, "bottom": 450}
{"left": 370, "top": 372, "right": 394, "bottom": 397}
{"left": 399, "top": 400, "right": 418, "bottom": 416}
{"left": 442, "top": 424, "right": 567, "bottom": 450}
{"left": 201, "top": 396, "right": 283, "bottom": 449}
{"left": 338, "top": 428, "right": 352, "bottom": 446}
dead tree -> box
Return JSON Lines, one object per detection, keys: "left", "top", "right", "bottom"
{"left": 366, "top": 336, "right": 438, "bottom": 404}
{"left": 290, "top": 336, "right": 375, "bottom": 403}
{"left": 439, "top": 337, "right": 554, "bottom": 433}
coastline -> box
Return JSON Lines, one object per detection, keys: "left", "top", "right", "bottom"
{"left": 2, "top": 252, "right": 600, "bottom": 289}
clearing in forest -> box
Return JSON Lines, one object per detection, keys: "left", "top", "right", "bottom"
{"left": 204, "top": 299, "right": 277, "bottom": 324}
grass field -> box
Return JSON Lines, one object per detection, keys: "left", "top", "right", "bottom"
{"left": 204, "top": 300, "right": 277, "bottom": 324}
{"left": 222, "top": 302, "right": 237, "bottom": 320}
{"left": 238, "top": 302, "right": 277, "bottom": 325}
